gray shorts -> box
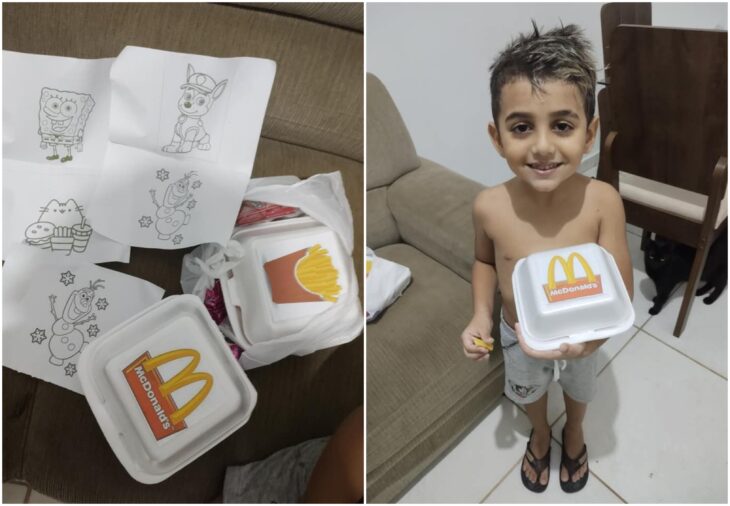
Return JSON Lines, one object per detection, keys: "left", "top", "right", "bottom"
{"left": 500, "top": 314, "right": 598, "bottom": 405}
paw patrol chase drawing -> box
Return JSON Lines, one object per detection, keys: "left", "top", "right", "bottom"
{"left": 48, "top": 279, "right": 105, "bottom": 366}
{"left": 149, "top": 171, "right": 199, "bottom": 240}
{"left": 162, "top": 64, "right": 228, "bottom": 154}
{"left": 38, "top": 88, "right": 95, "bottom": 163}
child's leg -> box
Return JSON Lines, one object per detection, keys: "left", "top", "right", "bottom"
{"left": 562, "top": 392, "right": 589, "bottom": 483}
{"left": 522, "top": 391, "right": 551, "bottom": 486}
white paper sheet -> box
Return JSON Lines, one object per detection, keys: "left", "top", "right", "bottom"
{"left": 89, "top": 46, "right": 276, "bottom": 249}
{"left": 3, "top": 257, "right": 165, "bottom": 394}
{"left": 3, "top": 160, "right": 131, "bottom": 262}
{"left": 2, "top": 51, "right": 131, "bottom": 263}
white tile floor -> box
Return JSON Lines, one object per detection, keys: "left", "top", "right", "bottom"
{"left": 399, "top": 225, "right": 728, "bottom": 504}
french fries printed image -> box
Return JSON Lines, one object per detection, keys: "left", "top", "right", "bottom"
{"left": 264, "top": 243, "right": 342, "bottom": 304}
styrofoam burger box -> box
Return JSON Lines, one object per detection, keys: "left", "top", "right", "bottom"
{"left": 512, "top": 243, "right": 634, "bottom": 351}
{"left": 78, "top": 294, "right": 257, "bottom": 484}
{"left": 222, "top": 216, "right": 351, "bottom": 348}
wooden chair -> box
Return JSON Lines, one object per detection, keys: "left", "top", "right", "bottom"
{"left": 600, "top": 2, "right": 652, "bottom": 83}
{"left": 597, "top": 3, "right": 652, "bottom": 163}
{"left": 597, "top": 25, "right": 728, "bottom": 337}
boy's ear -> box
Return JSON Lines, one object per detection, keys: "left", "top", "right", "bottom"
{"left": 487, "top": 122, "right": 505, "bottom": 158}
{"left": 584, "top": 116, "right": 600, "bottom": 154}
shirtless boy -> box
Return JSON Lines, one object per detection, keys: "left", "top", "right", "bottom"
{"left": 460, "top": 23, "right": 633, "bottom": 493}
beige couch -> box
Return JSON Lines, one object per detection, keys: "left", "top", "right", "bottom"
{"left": 3, "top": 4, "right": 362, "bottom": 502}
{"left": 366, "top": 73, "right": 505, "bottom": 502}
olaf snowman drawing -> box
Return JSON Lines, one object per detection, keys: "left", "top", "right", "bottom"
{"left": 150, "top": 171, "right": 197, "bottom": 240}
{"left": 48, "top": 279, "right": 104, "bottom": 366}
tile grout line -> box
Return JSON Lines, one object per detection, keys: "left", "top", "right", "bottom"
{"left": 479, "top": 454, "right": 523, "bottom": 503}
{"left": 585, "top": 469, "right": 629, "bottom": 503}
{"left": 596, "top": 325, "right": 642, "bottom": 377}
{"left": 639, "top": 327, "right": 727, "bottom": 381}
{"left": 637, "top": 305, "right": 728, "bottom": 380}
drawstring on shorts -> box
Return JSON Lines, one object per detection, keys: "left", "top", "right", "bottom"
{"left": 553, "top": 360, "right": 567, "bottom": 382}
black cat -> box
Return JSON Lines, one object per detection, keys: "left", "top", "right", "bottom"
{"left": 645, "top": 229, "right": 727, "bottom": 315}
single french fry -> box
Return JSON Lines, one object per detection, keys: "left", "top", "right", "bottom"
{"left": 473, "top": 338, "right": 493, "bottom": 352}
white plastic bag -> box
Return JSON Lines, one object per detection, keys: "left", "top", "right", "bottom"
{"left": 181, "top": 171, "right": 363, "bottom": 369}
{"left": 365, "top": 248, "right": 412, "bottom": 321}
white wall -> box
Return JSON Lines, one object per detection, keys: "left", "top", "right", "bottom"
{"left": 367, "top": 2, "right": 728, "bottom": 187}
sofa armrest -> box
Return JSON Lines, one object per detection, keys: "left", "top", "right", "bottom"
{"left": 387, "top": 158, "right": 485, "bottom": 281}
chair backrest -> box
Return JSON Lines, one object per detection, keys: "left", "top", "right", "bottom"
{"left": 600, "top": 3, "right": 652, "bottom": 82}
{"left": 608, "top": 25, "right": 727, "bottom": 196}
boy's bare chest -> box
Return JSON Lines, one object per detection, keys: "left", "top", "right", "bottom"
{"left": 492, "top": 210, "right": 600, "bottom": 265}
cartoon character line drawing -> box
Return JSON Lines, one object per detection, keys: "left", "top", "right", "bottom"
{"left": 149, "top": 171, "right": 198, "bottom": 240}
{"left": 38, "top": 87, "right": 95, "bottom": 163}
{"left": 24, "top": 198, "right": 92, "bottom": 255}
{"left": 48, "top": 279, "right": 105, "bottom": 366}
{"left": 162, "top": 64, "right": 227, "bottom": 154}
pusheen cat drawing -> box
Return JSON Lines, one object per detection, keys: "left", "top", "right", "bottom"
{"left": 25, "top": 198, "right": 92, "bottom": 254}
{"left": 38, "top": 88, "right": 95, "bottom": 163}
{"left": 36, "top": 199, "right": 85, "bottom": 228}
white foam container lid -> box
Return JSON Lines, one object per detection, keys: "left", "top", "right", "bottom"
{"left": 221, "top": 216, "right": 351, "bottom": 347}
{"left": 78, "top": 294, "right": 257, "bottom": 484}
{"left": 512, "top": 243, "right": 634, "bottom": 351}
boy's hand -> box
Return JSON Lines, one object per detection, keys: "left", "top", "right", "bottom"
{"left": 514, "top": 323, "right": 604, "bottom": 360}
{"left": 461, "top": 314, "right": 494, "bottom": 362}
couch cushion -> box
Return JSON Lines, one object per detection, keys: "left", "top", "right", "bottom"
{"left": 388, "top": 158, "right": 484, "bottom": 282}
{"left": 2, "top": 3, "right": 363, "bottom": 161}
{"left": 367, "top": 187, "right": 401, "bottom": 249}
{"left": 3, "top": 138, "right": 363, "bottom": 502}
{"left": 245, "top": 3, "right": 363, "bottom": 31}
{"left": 366, "top": 243, "right": 503, "bottom": 503}
{"left": 366, "top": 73, "right": 421, "bottom": 189}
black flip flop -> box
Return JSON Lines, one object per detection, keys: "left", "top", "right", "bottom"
{"left": 560, "top": 428, "right": 589, "bottom": 493}
{"left": 521, "top": 429, "right": 551, "bottom": 493}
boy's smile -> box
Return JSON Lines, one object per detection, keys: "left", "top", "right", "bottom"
{"left": 488, "top": 78, "right": 599, "bottom": 195}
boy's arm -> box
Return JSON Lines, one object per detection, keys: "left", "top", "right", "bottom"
{"left": 597, "top": 184, "right": 634, "bottom": 301}
{"left": 461, "top": 193, "right": 499, "bottom": 361}
{"left": 472, "top": 200, "right": 499, "bottom": 318}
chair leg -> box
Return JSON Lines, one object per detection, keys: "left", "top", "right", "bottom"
{"left": 640, "top": 229, "right": 651, "bottom": 251}
{"left": 673, "top": 238, "right": 711, "bottom": 337}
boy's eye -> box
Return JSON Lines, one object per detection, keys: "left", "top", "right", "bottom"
{"left": 510, "top": 123, "right": 531, "bottom": 134}
{"left": 554, "top": 121, "right": 573, "bottom": 133}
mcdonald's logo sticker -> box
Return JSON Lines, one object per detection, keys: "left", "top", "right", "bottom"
{"left": 542, "top": 252, "right": 603, "bottom": 303}
{"left": 123, "top": 348, "right": 214, "bottom": 440}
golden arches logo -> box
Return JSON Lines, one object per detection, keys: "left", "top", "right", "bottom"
{"left": 543, "top": 252, "right": 603, "bottom": 303}
{"left": 547, "top": 253, "right": 596, "bottom": 290}
{"left": 123, "top": 348, "right": 214, "bottom": 440}
{"left": 142, "top": 349, "right": 213, "bottom": 425}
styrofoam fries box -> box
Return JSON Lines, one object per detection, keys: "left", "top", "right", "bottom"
{"left": 222, "top": 217, "right": 351, "bottom": 347}
{"left": 512, "top": 243, "right": 634, "bottom": 351}
{"left": 78, "top": 295, "right": 257, "bottom": 484}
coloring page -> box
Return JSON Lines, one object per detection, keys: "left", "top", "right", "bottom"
{"left": 2, "top": 51, "right": 129, "bottom": 263}
{"left": 2, "top": 257, "right": 165, "bottom": 394}
{"left": 89, "top": 46, "right": 276, "bottom": 248}
{"left": 3, "top": 161, "right": 130, "bottom": 263}
{"left": 3, "top": 51, "right": 112, "bottom": 169}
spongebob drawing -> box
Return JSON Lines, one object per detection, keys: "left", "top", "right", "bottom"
{"left": 38, "top": 87, "right": 95, "bottom": 163}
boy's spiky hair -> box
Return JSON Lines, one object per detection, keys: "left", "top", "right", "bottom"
{"left": 489, "top": 21, "right": 597, "bottom": 126}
